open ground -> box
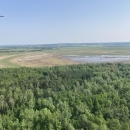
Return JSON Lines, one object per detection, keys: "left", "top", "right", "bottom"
{"left": 0, "top": 45, "right": 130, "bottom": 68}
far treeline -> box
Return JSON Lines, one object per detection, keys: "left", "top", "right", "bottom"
{"left": 0, "top": 42, "right": 130, "bottom": 53}
{"left": 0, "top": 63, "right": 130, "bottom": 129}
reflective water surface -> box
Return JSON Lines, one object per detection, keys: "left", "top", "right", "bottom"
{"left": 64, "top": 55, "right": 130, "bottom": 63}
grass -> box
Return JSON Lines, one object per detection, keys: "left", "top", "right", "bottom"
{"left": 0, "top": 45, "right": 130, "bottom": 68}
{"left": 44, "top": 46, "right": 130, "bottom": 55}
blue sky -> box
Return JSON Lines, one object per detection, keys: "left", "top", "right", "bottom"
{"left": 0, "top": 0, "right": 130, "bottom": 45}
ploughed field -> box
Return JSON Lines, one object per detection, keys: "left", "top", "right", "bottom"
{"left": 0, "top": 44, "right": 130, "bottom": 68}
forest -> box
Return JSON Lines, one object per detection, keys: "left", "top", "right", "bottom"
{"left": 0, "top": 63, "right": 130, "bottom": 130}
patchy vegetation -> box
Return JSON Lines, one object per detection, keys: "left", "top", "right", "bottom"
{"left": 1, "top": 43, "right": 130, "bottom": 68}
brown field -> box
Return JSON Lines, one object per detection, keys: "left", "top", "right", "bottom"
{"left": 0, "top": 52, "right": 77, "bottom": 68}
{"left": 12, "top": 53, "right": 76, "bottom": 67}
{"left": 1, "top": 45, "right": 130, "bottom": 68}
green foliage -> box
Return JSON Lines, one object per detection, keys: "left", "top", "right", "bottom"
{"left": 0, "top": 63, "right": 130, "bottom": 129}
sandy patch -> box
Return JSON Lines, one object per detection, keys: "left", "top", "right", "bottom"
{"left": 11, "top": 53, "right": 76, "bottom": 67}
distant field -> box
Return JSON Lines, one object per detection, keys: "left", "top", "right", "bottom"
{"left": 0, "top": 44, "right": 130, "bottom": 68}
{"left": 44, "top": 46, "right": 130, "bottom": 55}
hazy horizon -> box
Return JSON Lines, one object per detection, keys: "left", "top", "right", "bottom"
{"left": 0, "top": 0, "right": 130, "bottom": 45}
{"left": 0, "top": 41, "right": 130, "bottom": 46}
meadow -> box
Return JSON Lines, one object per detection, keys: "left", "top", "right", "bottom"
{"left": 0, "top": 43, "right": 130, "bottom": 68}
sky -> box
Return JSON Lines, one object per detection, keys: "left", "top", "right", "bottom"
{"left": 0, "top": 0, "right": 130, "bottom": 45}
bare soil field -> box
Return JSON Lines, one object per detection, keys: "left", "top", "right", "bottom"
{"left": 9, "top": 52, "right": 77, "bottom": 68}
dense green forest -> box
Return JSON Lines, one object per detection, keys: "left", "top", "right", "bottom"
{"left": 0, "top": 63, "right": 130, "bottom": 130}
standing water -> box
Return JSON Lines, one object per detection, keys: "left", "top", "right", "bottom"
{"left": 64, "top": 55, "right": 130, "bottom": 63}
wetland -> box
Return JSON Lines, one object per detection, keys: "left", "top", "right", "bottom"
{"left": 0, "top": 43, "right": 130, "bottom": 68}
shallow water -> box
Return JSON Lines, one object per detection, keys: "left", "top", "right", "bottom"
{"left": 64, "top": 55, "right": 130, "bottom": 63}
